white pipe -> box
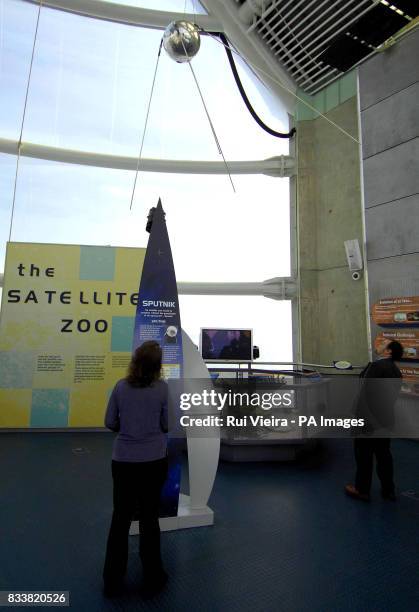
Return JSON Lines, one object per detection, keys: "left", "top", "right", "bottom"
{"left": 0, "top": 276, "right": 297, "bottom": 296}
{"left": 0, "top": 139, "right": 295, "bottom": 176}
{"left": 23, "top": 0, "right": 222, "bottom": 31}
{"left": 177, "top": 277, "right": 297, "bottom": 299}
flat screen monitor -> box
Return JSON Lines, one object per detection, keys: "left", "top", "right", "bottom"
{"left": 200, "top": 328, "right": 253, "bottom": 362}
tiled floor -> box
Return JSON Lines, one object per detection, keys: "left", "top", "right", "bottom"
{"left": 0, "top": 433, "right": 418, "bottom": 611}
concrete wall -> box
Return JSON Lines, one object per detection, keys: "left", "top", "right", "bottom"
{"left": 296, "top": 75, "right": 369, "bottom": 366}
{"left": 359, "top": 29, "right": 419, "bottom": 339}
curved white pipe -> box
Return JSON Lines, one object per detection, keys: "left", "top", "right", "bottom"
{"left": 178, "top": 277, "right": 297, "bottom": 299}
{"left": 0, "top": 139, "right": 295, "bottom": 177}
{"left": 0, "top": 276, "right": 298, "bottom": 294}
{"left": 23, "top": 0, "right": 222, "bottom": 31}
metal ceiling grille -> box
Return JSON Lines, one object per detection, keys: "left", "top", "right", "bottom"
{"left": 236, "top": 0, "right": 414, "bottom": 94}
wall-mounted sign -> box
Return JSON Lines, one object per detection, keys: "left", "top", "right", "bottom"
{"left": 0, "top": 242, "right": 145, "bottom": 428}
{"left": 374, "top": 330, "right": 419, "bottom": 361}
{"left": 372, "top": 297, "right": 419, "bottom": 327}
{"left": 399, "top": 366, "right": 419, "bottom": 398}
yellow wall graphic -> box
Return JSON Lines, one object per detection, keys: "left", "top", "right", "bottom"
{"left": 0, "top": 242, "right": 145, "bottom": 428}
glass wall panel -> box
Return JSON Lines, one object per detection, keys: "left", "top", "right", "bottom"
{"left": 179, "top": 295, "right": 293, "bottom": 364}
{"left": 3, "top": 5, "right": 289, "bottom": 159}
{"left": 2, "top": 157, "right": 290, "bottom": 282}
{"left": 0, "top": 153, "right": 15, "bottom": 270}
{"left": 0, "top": 0, "right": 293, "bottom": 358}
{"left": 0, "top": 0, "right": 38, "bottom": 139}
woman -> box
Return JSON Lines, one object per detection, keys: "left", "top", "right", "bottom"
{"left": 103, "top": 340, "right": 169, "bottom": 597}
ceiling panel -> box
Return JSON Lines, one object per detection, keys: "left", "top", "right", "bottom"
{"left": 237, "top": 0, "right": 413, "bottom": 94}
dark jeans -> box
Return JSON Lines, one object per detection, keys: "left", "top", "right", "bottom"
{"left": 354, "top": 438, "right": 394, "bottom": 495}
{"left": 103, "top": 456, "right": 168, "bottom": 586}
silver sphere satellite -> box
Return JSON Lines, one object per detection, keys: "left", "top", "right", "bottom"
{"left": 163, "top": 21, "right": 201, "bottom": 63}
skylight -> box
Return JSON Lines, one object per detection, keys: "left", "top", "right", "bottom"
{"left": 98, "top": 0, "right": 207, "bottom": 13}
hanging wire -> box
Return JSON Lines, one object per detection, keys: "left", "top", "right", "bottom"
{"left": 129, "top": 38, "right": 163, "bottom": 211}
{"left": 8, "top": 0, "right": 43, "bottom": 242}
{"left": 191, "top": 0, "right": 197, "bottom": 26}
{"left": 180, "top": 30, "right": 235, "bottom": 192}
{"left": 183, "top": 0, "right": 196, "bottom": 19}
{"left": 180, "top": 3, "right": 233, "bottom": 189}
{"left": 187, "top": 60, "right": 236, "bottom": 192}
{"left": 201, "top": 29, "right": 360, "bottom": 145}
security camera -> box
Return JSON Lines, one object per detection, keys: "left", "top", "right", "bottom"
{"left": 351, "top": 271, "right": 362, "bottom": 281}
{"left": 344, "top": 239, "right": 363, "bottom": 272}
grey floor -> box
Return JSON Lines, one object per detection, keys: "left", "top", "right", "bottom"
{"left": 0, "top": 433, "right": 418, "bottom": 611}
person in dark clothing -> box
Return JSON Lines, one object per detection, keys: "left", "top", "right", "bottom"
{"left": 345, "top": 339, "right": 403, "bottom": 502}
{"left": 103, "top": 341, "right": 169, "bottom": 598}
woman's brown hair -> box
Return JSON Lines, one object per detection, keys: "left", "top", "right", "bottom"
{"left": 126, "top": 341, "right": 162, "bottom": 387}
